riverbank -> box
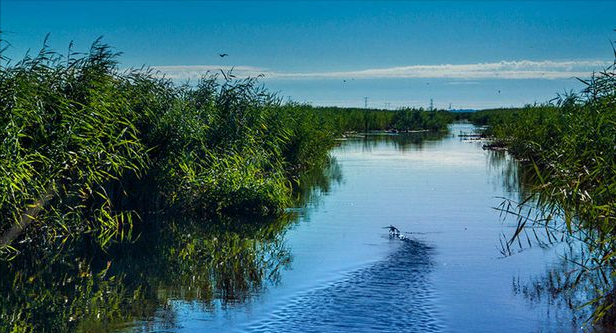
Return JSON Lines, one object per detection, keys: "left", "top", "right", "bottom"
{"left": 1, "top": 124, "right": 585, "bottom": 333}
{"left": 0, "top": 40, "right": 452, "bottom": 259}
{"left": 463, "top": 58, "right": 616, "bottom": 326}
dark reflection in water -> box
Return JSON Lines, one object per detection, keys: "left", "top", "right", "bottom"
{"left": 0, "top": 158, "right": 344, "bottom": 333}
{"left": 292, "top": 156, "right": 344, "bottom": 208}
{"left": 512, "top": 241, "right": 616, "bottom": 333}
{"left": 2, "top": 125, "right": 599, "bottom": 333}
{"left": 485, "top": 140, "right": 613, "bottom": 331}
{"left": 356, "top": 131, "right": 448, "bottom": 153}
{"left": 245, "top": 238, "right": 440, "bottom": 333}
{"left": 485, "top": 149, "right": 536, "bottom": 200}
{"left": 0, "top": 215, "right": 292, "bottom": 332}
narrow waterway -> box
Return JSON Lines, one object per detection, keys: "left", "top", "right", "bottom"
{"left": 0, "top": 123, "right": 585, "bottom": 333}
{"left": 139, "top": 123, "right": 580, "bottom": 332}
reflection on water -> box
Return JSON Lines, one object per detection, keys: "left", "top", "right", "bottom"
{"left": 0, "top": 215, "right": 293, "bottom": 332}
{"left": 485, "top": 149, "right": 537, "bottom": 201}
{"left": 484, "top": 139, "right": 614, "bottom": 330}
{"left": 512, "top": 239, "right": 616, "bottom": 333}
{"left": 292, "top": 155, "right": 344, "bottom": 208}
{"left": 507, "top": 216, "right": 616, "bottom": 332}
{"left": 0, "top": 124, "right": 597, "bottom": 332}
{"left": 356, "top": 131, "right": 448, "bottom": 153}
{"left": 0, "top": 238, "right": 138, "bottom": 333}
{"left": 0, "top": 156, "right": 344, "bottom": 332}
{"left": 485, "top": 149, "right": 562, "bottom": 256}
{"left": 512, "top": 247, "right": 584, "bottom": 333}
{"left": 484, "top": 134, "right": 613, "bottom": 331}
{"left": 245, "top": 238, "right": 440, "bottom": 333}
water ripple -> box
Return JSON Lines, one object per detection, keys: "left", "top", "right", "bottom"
{"left": 244, "top": 238, "right": 441, "bottom": 333}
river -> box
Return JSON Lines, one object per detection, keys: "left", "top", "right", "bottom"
{"left": 0, "top": 123, "right": 588, "bottom": 332}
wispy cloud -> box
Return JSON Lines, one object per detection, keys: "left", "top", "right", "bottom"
{"left": 150, "top": 65, "right": 265, "bottom": 80}
{"left": 445, "top": 81, "right": 481, "bottom": 85}
{"left": 152, "top": 60, "right": 610, "bottom": 81}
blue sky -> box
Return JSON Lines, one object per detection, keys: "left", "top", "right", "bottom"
{"left": 1, "top": 1, "right": 615, "bottom": 109}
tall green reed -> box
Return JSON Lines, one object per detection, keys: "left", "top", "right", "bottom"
{"left": 0, "top": 37, "right": 455, "bottom": 259}
{"left": 469, "top": 50, "right": 616, "bottom": 326}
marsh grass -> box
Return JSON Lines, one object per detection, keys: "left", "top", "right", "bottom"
{"left": 0, "top": 38, "right": 452, "bottom": 259}
{"left": 0, "top": 37, "right": 150, "bottom": 255}
{"left": 469, "top": 48, "right": 616, "bottom": 326}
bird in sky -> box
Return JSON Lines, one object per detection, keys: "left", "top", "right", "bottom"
{"left": 219, "top": 53, "right": 228, "bottom": 58}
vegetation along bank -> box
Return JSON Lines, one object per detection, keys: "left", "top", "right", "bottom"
{"left": 0, "top": 40, "right": 452, "bottom": 258}
{"left": 463, "top": 54, "right": 616, "bottom": 325}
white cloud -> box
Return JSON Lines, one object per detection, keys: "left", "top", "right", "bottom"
{"left": 446, "top": 81, "right": 481, "bottom": 85}
{"left": 152, "top": 60, "right": 611, "bottom": 81}
{"left": 150, "top": 65, "right": 266, "bottom": 80}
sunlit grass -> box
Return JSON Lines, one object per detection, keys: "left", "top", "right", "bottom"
{"left": 0, "top": 38, "right": 451, "bottom": 259}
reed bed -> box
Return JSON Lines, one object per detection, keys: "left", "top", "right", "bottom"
{"left": 468, "top": 52, "right": 616, "bottom": 326}
{"left": 0, "top": 39, "right": 451, "bottom": 259}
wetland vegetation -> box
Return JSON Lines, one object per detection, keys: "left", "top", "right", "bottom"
{"left": 0, "top": 39, "right": 451, "bottom": 260}
{"left": 0, "top": 39, "right": 457, "bottom": 332}
{"left": 464, "top": 53, "right": 616, "bottom": 326}
{"left": 1, "top": 35, "right": 616, "bottom": 332}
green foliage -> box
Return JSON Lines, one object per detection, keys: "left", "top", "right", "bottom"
{"left": 0, "top": 40, "right": 307, "bottom": 253}
{"left": 0, "top": 38, "right": 455, "bottom": 258}
{"left": 0, "top": 38, "right": 149, "bottom": 250}
{"left": 469, "top": 56, "right": 616, "bottom": 326}
{"left": 391, "top": 108, "right": 451, "bottom": 132}
{"left": 296, "top": 106, "right": 452, "bottom": 133}
{"left": 175, "top": 149, "right": 292, "bottom": 216}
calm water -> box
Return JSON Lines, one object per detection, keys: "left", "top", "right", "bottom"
{"left": 200, "top": 123, "right": 579, "bottom": 333}
{"left": 1, "top": 123, "right": 588, "bottom": 332}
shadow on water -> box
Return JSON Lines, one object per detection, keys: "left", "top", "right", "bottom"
{"left": 485, "top": 149, "right": 537, "bottom": 201}
{"left": 245, "top": 237, "right": 440, "bottom": 333}
{"left": 291, "top": 155, "right": 344, "bottom": 209}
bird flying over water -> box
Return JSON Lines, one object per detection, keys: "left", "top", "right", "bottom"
{"left": 219, "top": 53, "right": 229, "bottom": 58}
{"left": 383, "top": 225, "right": 400, "bottom": 235}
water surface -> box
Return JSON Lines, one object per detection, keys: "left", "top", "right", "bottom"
{"left": 0, "top": 123, "right": 586, "bottom": 332}
{"left": 159, "top": 123, "right": 580, "bottom": 332}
